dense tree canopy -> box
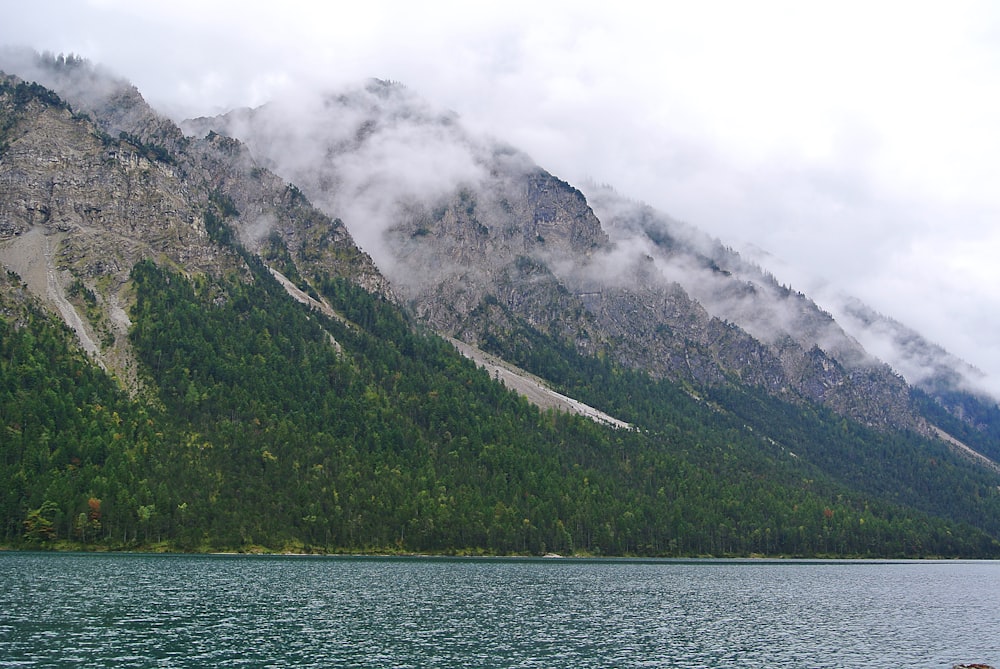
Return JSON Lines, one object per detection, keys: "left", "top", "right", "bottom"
{"left": 3, "top": 256, "right": 999, "bottom": 558}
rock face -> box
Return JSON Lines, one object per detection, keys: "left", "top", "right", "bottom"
{"left": 580, "top": 189, "right": 920, "bottom": 429}
{"left": 1, "top": 60, "right": 993, "bottom": 439}
{"left": 191, "top": 81, "right": 926, "bottom": 431}
{"left": 0, "top": 62, "right": 384, "bottom": 391}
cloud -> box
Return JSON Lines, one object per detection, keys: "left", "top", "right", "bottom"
{"left": 576, "top": 188, "right": 872, "bottom": 370}
{"left": 3, "top": 0, "right": 1000, "bottom": 393}
{"left": 196, "top": 82, "right": 490, "bottom": 271}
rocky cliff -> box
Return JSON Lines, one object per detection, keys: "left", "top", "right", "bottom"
{"left": 3, "top": 55, "right": 995, "bottom": 444}
{"left": 0, "top": 60, "right": 384, "bottom": 392}
{"left": 5, "top": 54, "right": 1000, "bottom": 560}
{"left": 187, "top": 80, "right": 931, "bottom": 432}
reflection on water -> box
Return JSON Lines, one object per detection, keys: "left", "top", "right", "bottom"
{"left": 1, "top": 554, "right": 997, "bottom": 668}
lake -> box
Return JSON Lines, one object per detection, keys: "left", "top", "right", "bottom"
{"left": 1, "top": 553, "right": 997, "bottom": 667}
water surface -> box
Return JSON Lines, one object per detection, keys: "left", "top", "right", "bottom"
{"left": 1, "top": 553, "right": 997, "bottom": 667}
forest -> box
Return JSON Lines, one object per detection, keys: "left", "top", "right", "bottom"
{"left": 3, "top": 232, "right": 1000, "bottom": 556}
{"left": 4, "top": 58, "right": 1000, "bottom": 558}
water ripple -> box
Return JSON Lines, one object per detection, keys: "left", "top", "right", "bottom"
{"left": 0, "top": 554, "right": 997, "bottom": 667}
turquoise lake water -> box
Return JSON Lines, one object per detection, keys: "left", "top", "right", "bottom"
{"left": 1, "top": 553, "right": 998, "bottom": 667}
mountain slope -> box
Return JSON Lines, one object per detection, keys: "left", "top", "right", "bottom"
{"left": 0, "top": 61, "right": 383, "bottom": 389}
{"left": 188, "top": 80, "right": 997, "bottom": 442}
{"left": 2, "top": 55, "right": 1000, "bottom": 557}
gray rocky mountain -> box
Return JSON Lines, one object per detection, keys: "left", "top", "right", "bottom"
{"left": 2, "top": 53, "right": 996, "bottom": 455}
{"left": 8, "top": 52, "right": 1000, "bottom": 563}
{"left": 185, "top": 79, "right": 968, "bottom": 434}
{"left": 0, "top": 55, "right": 384, "bottom": 393}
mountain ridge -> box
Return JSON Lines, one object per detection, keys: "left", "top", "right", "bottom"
{"left": 186, "top": 79, "right": 993, "bottom": 439}
{"left": 2, "top": 52, "right": 1000, "bottom": 557}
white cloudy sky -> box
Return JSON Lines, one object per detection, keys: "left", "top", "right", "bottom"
{"left": 3, "top": 0, "right": 1000, "bottom": 393}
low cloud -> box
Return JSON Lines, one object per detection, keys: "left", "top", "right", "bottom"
{"left": 199, "top": 82, "right": 489, "bottom": 273}
{"left": 6, "top": 1, "right": 1000, "bottom": 395}
{"left": 578, "top": 186, "right": 874, "bottom": 369}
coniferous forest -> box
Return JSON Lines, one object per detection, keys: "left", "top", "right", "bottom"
{"left": 2, "top": 63, "right": 1000, "bottom": 558}
{"left": 3, "top": 243, "right": 1000, "bottom": 557}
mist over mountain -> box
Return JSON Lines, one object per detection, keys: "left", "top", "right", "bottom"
{"left": 3, "top": 52, "right": 1000, "bottom": 557}
{"left": 184, "top": 79, "right": 997, "bottom": 435}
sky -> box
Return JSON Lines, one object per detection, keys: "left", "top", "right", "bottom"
{"left": 3, "top": 0, "right": 1000, "bottom": 395}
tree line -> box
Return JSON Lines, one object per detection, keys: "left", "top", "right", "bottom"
{"left": 3, "top": 258, "right": 999, "bottom": 557}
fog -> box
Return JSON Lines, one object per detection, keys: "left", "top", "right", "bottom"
{"left": 3, "top": 0, "right": 1000, "bottom": 396}
{"left": 187, "top": 82, "right": 492, "bottom": 275}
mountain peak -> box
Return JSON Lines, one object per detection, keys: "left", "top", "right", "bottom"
{"left": 3, "top": 63, "right": 1000, "bottom": 558}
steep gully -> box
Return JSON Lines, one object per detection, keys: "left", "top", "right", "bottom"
{"left": 268, "top": 266, "right": 631, "bottom": 430}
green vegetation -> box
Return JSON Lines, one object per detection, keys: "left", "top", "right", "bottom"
{"left": 3, "top": 257, "right": 999, "bottom": 557}
{"left": 0, "top": 79, "right": 68, "bottom": 111}
{"left": 0, "top": 271, "right": 164, "bottom": 546}
{"left": 117, "top": 131, "right": 174, "bottom": 164}
{"left": 5, "top": 64, "right": 997, "bottom": 559}
{"left": 912, "top": 386, "right": 1000, "bottom": 462}
{"left": 67, "top": 279, "right": 114, "bottom": 348}
{"left": 0, "top": 79, "right": 67, "bottom": 156}
{"left": 476, "top": 300, "right": 1000, "bottom": 554}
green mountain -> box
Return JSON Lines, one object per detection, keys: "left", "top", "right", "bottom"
{"left": 1, "top": 53, "right": 999, "bottom": 557}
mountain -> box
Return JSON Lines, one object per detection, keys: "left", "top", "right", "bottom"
{"left": 185, "top": 79, "right": 995, "bottom": 436}
{"left": 2, "top": 52, "right": 1000, "bottom": 557}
